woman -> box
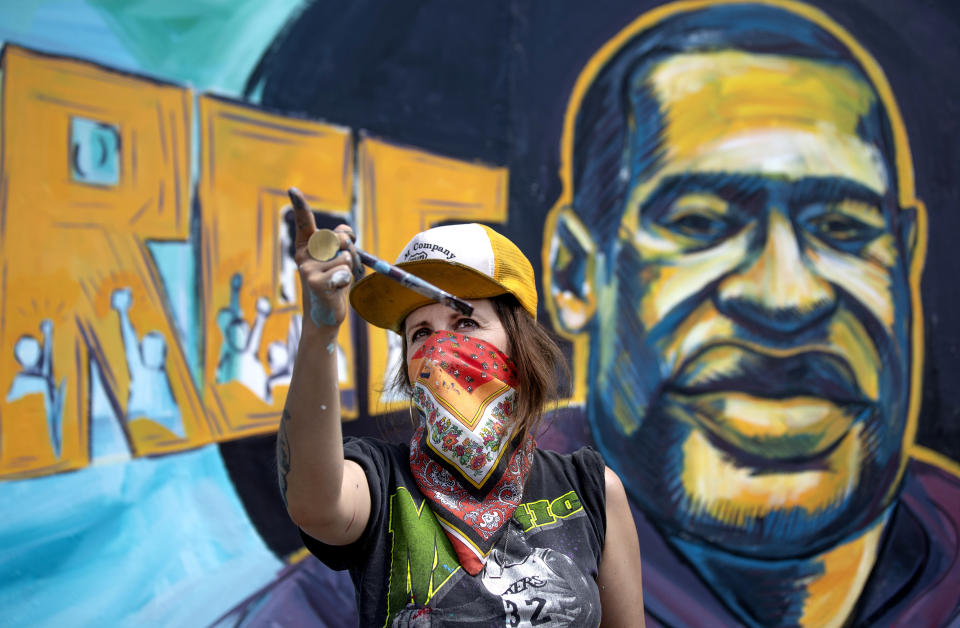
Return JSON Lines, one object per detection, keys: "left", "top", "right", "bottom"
{"left": 278, "top": 188, "right": 644, "bottom": 626}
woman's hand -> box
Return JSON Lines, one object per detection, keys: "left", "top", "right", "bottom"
{"left": 288, "top": 187, "right": 361, "bottom": 334}
{"left": 280, "top": 188, "right": 372, "bottom": 547}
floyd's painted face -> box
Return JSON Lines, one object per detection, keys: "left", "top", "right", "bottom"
{"left": 589, "top": 51, "right": 916, "bottom": 555}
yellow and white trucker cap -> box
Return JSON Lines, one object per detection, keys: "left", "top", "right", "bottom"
{"left": 350, "top": 223, "right": 537, "bottom": 333}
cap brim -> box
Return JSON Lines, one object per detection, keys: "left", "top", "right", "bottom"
{"left": 350, "top": 260, "right": 508, "bottom": 332}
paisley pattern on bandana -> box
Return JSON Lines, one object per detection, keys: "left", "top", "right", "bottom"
{"left": 412, "top": 385, "right": 516, "bottom": 491}
{"left": 407, "top": 331, "right": 534, "bottom": 575}
{"left": 408, "top": 331, "right": 521, "bottom": 493}
{"left": 410, "top": 424, "right": 535, "bottom": 576}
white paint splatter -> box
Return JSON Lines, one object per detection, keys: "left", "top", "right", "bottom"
{"left": 329, "top": 269, "right": 351, "bottom": 289}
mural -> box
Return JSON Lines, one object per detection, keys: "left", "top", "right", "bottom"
{"left": 1, "top": 1, "right": 958, "bottom": 626}
{"left": 542, "top": 3, "right": 960, "bottom": 625}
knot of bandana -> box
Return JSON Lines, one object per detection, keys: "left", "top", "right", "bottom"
{"left": 408, "top": 331, "right": 534, "bottom": 576}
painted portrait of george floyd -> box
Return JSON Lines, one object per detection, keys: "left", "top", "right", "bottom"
{"left": 539, "top": 3, "right": 960, "bottom": 625}
{"left": 1, "top": 1, "right": 958, "bottom": 626}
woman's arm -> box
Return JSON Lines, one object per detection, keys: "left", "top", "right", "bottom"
{"left": 597, "top": 466, "right": 646, "bottom": 627}
{"left": 276, "top": 188, "right": 371, "bottom": 546}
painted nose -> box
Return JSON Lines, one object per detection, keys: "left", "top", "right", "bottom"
{"left": 716, "top": 209, "right": 836, "bottom": 335}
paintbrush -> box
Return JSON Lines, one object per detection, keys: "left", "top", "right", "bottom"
{"left": 305, "top": 228, "right": 474, "bottom": 317}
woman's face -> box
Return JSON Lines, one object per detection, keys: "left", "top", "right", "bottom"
{"left": 403, "top": 299, "right": 510, "bottom": 364}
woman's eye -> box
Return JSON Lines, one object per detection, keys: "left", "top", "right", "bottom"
{"left": 410, "top": 328, "right": 430, "bottom": 342}
{"left": 455, "top": 318, "right": 478, "bottom": 330}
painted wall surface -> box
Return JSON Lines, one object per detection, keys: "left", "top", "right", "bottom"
{"left": 1, "top": 1, "right": 958, "bottom": 626}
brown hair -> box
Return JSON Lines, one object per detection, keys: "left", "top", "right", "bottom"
{"left": 391, "top": 294, "right": 569, "bottom": 439}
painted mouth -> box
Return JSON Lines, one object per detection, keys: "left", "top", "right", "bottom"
{"left": 663, "top": 343, "right": 873, "bottom": 462}
{"left": 670, "top": 343, "right": 869, "bottom": 404}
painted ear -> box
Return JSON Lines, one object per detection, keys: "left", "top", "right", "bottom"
{"left": 898, "top": 202, "right": 924, "bottom": 266}
{"left": 543, "top": 206, "right": 598, "bottom": 335}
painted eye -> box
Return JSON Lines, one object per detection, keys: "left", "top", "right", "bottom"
{"left": 667, "top": 212, "right": 730, "bottom": 238}
{"left": 800, "top": 208, "right": 883, "bottom": 252}
{"left": 653, "top": 192, "right": 741, "bottom": 246}
{"left": 808, "top": 214, "right": 875, "bottom": 241}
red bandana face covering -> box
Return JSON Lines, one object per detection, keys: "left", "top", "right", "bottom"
{"left": 407, "top": 331, "right": 535, "bottom": 576}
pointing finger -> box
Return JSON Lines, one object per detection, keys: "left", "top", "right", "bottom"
{"left": 288, "top": 187, "right": 317, "bottom": 247}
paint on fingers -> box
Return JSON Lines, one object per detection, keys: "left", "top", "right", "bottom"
{"left": 329, "top": 269, "right": 351, "bottom": 290}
